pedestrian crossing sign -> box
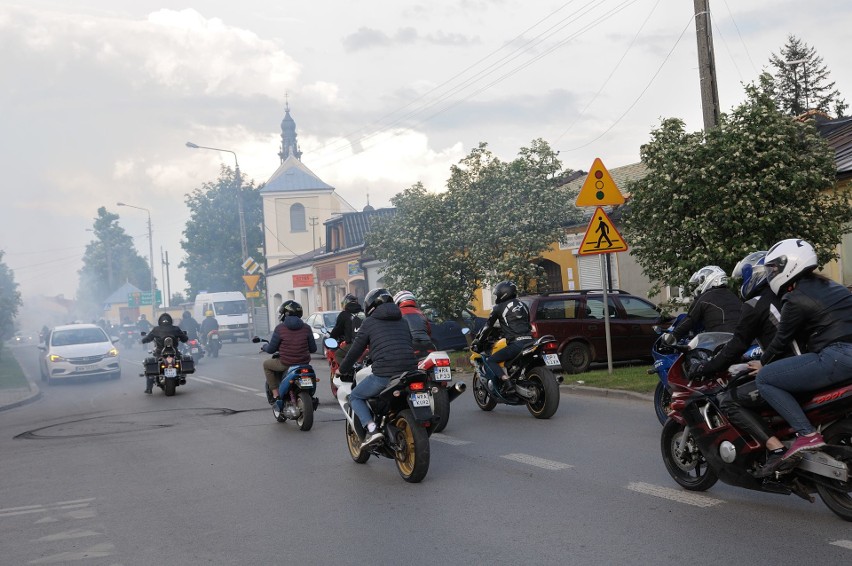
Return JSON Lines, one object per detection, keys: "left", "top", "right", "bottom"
{"left": 577, "top": 207, "right": 628, "bottom": 255}
{"left": 575, "top": 158, "right": 625, "bottom": 206}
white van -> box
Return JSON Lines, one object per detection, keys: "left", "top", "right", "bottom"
{"left": 193, "top": 291, "right": 250, "bottom": 342}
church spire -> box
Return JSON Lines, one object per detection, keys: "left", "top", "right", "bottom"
{"left": 278, "top": 94, "right": 302, "bottom": 163}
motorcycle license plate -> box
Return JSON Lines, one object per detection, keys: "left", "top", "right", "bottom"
{"left": 544, "top": 354, "right": 560, "bottom": 367}
{"left": 191, "top": 348, "right": 199, "bottom": 353}
{"left": 164, "top": 368, "right": 177, "bottom": 378}
{"left": 410, "top": 392, "right": 431, "bottom": 407}
{"left": 298, "top": 377, "right": 314, "bottom": 387}
{"left": 433, "top": 366, "right": 452, "bottom": 381}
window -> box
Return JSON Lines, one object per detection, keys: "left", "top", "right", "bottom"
{"left": 290, "top": 203, "right": 306, "bottom": 232}
{"left": 536, "top": 299, "right": 578, "bottom": 320}
{"left": 586, "top": 297, "right": 617, "bottom": 319}
{"left": 619, "top": 296, "right": 659, "bottom": 319}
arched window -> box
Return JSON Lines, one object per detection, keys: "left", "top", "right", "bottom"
{"left": 290, "top": 203, "right": 306, "bottom": 232}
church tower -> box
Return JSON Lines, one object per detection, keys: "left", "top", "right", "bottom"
{"left": 278, "top": 98, "right": 302, "bottom": 163}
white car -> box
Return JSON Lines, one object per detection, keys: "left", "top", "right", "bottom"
{"left": 39, "top": 324, "right": 121, "bottom": 385}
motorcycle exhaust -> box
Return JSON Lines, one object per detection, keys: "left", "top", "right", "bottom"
{"left": 446, "top": 381, "right": 467, "bottom": 402}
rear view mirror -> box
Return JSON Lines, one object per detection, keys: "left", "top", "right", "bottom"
{"left": 251, "top": 336, "right": 261, "bottom": 343}
{"left": 324, "top": 337, "right": 339, "bottom": 349}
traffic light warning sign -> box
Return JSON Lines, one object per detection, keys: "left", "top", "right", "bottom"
{"left": 577, "top": 207, "right": 628, "bottom": 255}
{"left": 575, "top": 158, "right": 625, "bottom": 207}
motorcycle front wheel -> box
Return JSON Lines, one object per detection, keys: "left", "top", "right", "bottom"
{"left": 394, "top": 409, "right": 430, "bottom": 483}
{"left": 660, "top": 419, "right": 718, "bottom": 491}
{"left": 297, "top": 391, "right": 314, "bottom": 431}
{"left": 654, "top": 382, "right": 672, "bottom": 426}
{"left": 432, "top": 388, "right": 450, "bottom": 432}
{"left": 346, "top": 421, "right": 370, "bottom": 463}
{"left": 525, "top": 366, "right": 560, "bottom": 419}
{"left": 472, "top": 372, "right": 497, "bottom": 411}
{"left": 815, "top": 419, "right": 852, "bottom": 522}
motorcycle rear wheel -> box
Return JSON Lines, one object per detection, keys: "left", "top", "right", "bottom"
{"left": 654, "top": 382, "right": 672, "bottom": 426}
{"left": 164, "top": 378, "right": 176, "bottom": 397}
{"left": 815, "top": 420, "right": 852, "bottom": 522}
{"left": 394, "top": 409, "right": 430, "bottom": 483}
{"left": 660, "top": 419, "right": 718, "bottom": 491}
{"left": 346, "top": 421, "right": 370, "bottom": 463}
{"left": 432, "top": 388, "right": 450, "bottom": 432}
{"left": 472, "top": 372, "right": 497, "bottom": 411}
{"left": 297, "top": 391, "right": 314, "bottom": 431}
{"left": 525, "top": 366, "right": 559, "bottom": 419}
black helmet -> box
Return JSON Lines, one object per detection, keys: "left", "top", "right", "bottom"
{"left": 364, "top": 288, "right": 393, "bottom": 317}
{"left": 278, "top": 300, "right": 303, "bottom": 321}
{"left": 493, "top": 281, "right": 517, "bottom": 303}
{"left": 341, "top": 293, "right": 358, "bottom": 307}
{"left": 182, "top": 311, "right": 191, "bottom": 319}
{"left": 158, "top": 313, "right": 173, "bottom": 327}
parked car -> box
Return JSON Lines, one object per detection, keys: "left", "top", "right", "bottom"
{"left": 38, "top": 323, "right": 121, "bottom": 385}
{"left": 422, "top": 309, "right": 487, "bottom": 352}
{"left": 520, "top": 289, "right": 669, "bottom": 374}
{"left": 304, "top": 310, "right": 341, "bottom": 353}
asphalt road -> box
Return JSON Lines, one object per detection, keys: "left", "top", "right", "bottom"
{"left": 2, "top": 342, "right": 851, "bottom": 565}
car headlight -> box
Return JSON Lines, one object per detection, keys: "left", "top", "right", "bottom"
{"left": 48, "top": 354, "right": 66, "bottom": 363}
{"left": 107, "top": 347, "right": 119, "bottom": 357}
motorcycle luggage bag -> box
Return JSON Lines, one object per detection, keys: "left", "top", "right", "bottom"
{"left": 144, "top": 357, "right": 159, "bottom": 376}
{"left": 181, "top": 355, "right": 195, "bottom": 374}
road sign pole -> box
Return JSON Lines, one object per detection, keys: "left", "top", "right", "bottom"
{"left": 600, "top": 254, "right": 614, "bottom": 375}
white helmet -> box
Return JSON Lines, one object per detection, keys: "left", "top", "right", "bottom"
{"left": 765, "top": 238, "right": 818, "bottom": 295}
{"left": 689, "top": 266, "right": 727, "bottom": 297}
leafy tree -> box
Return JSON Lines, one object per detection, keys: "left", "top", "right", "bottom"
{"left": 78, "top": 207, "right": 151, "bottom": 318}
{"left": 0, "top": 251, "right": 22, "bottom": 357}
{"left": 170, "top": 291, "right": 187, "bottom": 306}
{"left": 769, "top": 35, "right": 848, "bottom": 118}
{"left": 623, "top": 73, "right": 849, "bottom": 299}
{"left": 181, "top": 165, "right": 263, "bottom": 298}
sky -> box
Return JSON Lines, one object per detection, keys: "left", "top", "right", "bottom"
{"left": 1, "top": 0, "right": 850, "bottom": 306}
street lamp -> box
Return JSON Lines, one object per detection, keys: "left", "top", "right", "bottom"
{"left": 185, "top": 141, "right": 248, "bottom": 262}
{"left": 116, "top": 202, "right": 156, "bottom": 313}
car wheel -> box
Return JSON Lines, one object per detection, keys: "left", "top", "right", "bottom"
{"left": 561, "top": 342, "right": 591, "bottom": 374}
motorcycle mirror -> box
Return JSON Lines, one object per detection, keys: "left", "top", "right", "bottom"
{"left": 141, "top": 331, "right": 147, "bottom": 336}
{"left": 251, "top": 336, "right": 261, "bottom": 343}
{"left": 461, "top": 327, "right": 471, "bottom": 335}
{"left": 324, "top": 337, "right": 339, "bottom": 349}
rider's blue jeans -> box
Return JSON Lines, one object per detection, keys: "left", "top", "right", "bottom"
{"left": 350, "top": 372, "right": 390, "bottom": 429}
{"left": 485, "top": 339, "right": 533, "bottom": 380}
{"left": 756, "top": 342, "right": 852, "bottom": 435}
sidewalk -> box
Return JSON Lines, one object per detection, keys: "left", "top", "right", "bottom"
{"left": 0, "top": 381, "right": 42, "bottom": 412}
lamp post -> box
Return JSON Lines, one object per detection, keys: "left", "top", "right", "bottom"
{"left": 116, "top": 202, "right": 156, "bottom": 314}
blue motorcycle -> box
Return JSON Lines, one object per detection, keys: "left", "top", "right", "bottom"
{"left": 253, "top": 337, "right": 319, "bottom": 431}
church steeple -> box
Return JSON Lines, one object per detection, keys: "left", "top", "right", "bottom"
{"left": 278, "top": 95, "right": 302, "bottom": 163}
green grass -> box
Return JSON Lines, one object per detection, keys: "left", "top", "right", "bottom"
{"left": 0, "top": 350, "right": 30, "bottom": 389}
{"left": 567, "top": 362, "right": 658, "bottom": 393}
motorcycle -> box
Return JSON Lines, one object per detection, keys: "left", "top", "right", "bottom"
{"left": 181, "top": 337, "right": 205, "bottom": 365}
{"left": 119, "top": 324, "right": 137, "bottom": 349}
{"left": 469, "top": 333, "right": 563, "bottom": 419}
{"left": 661, "top": 332, "right": 852, "bottom": 522}
{"left": 253, "top": 337, "right": 319, "bottom": 431}
{"left": 326, "top": 338, "right": 434, "bottom": 483}
{"left": 142, "top": 335, "right": 194, "bottom": 396}
{"left": 417, "top": 350, "right": 467, "bottom": 433}
{"left": 206, "top": 330, "right": 221, "bottom": 358}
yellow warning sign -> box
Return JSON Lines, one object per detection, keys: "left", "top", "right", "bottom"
{"left": 575, "top": 158, "right": 625, "bottom": 207}
{"left": 578, "top": 207, "right": 628, "bottom": 255}
{"left": 242, "top": 274, "right": 261, "bottom": 291}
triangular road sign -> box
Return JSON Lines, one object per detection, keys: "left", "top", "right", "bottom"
{"left": 575, "top": 158, "right": 625, "bottom": 207}
{"left": 242, "top": 274, "right": 261, "bottom": 291}
{"left": 578, "top": 207, "right": 628, "bottom": 255}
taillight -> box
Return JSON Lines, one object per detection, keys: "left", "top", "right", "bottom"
{"left": 299, "top": 368, "right": 310, "bottom": 374}
{"left": 435, "top": 358, "right": 450, "bottom": 367}
{"left": 543, "top": 341, "right": 558, "bottom": 353}
{"left": 409, "top": 381, "right": 426, "bottom": 391}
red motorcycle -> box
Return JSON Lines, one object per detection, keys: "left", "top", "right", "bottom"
{"left": 661, "top": 332, "right": 852, "bottom": 521}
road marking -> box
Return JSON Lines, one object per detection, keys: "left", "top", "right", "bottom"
{"left": 627, "top": 482, "right": 723, "bottom": 508}
{"left": 431, "top": 433, "right": 472, "bottom": 446}
{"left": 830, "top": 540, "right": 852, "bottom": 550}
{"left": 192, "top": 375, "right": 260, "bottom": 393}
{"left": 0, "top": 499, "right": 94, "bottom": 519}
{"left": 501, "top": 453, "right": 572, "bottom": 470}
{"left": 29, "top": 542, "right": 114, "bottom": 564}
{"left": 34, "top": 528, "right": 101, "bottom": 542}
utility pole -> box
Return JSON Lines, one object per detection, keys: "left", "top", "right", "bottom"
{"left": 309, "top": 216, "right": 319, "bottom": 250}
{"left": 694, "top": 0, "right": 720, "bottom": 130}
{"left": 161, "top": 248, "right": 172, "bottom": 308}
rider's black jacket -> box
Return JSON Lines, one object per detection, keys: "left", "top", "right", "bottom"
{"left": 480, "top": 298, "right": 533, "bottom": 343}
{"left": 672, "top": 287, "right": 742, "bottom": 340}
{"left": 339, "top": 302, "right": 417, "bottom": 377}
{"left": 141, "top": 324, "right": 188, "bottom": 354}
{"left": 200, "top": 316, "right": 219, "bottom": 338}
{"left": 330, "top": 302, "right": 364, "bottom": 344}
{"left": 762, "top": 275, "right": 852, "bottom": 364}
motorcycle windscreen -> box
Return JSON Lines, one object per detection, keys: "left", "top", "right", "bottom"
{"left": 687, "top": 332, "right": 734, "bottom": 353}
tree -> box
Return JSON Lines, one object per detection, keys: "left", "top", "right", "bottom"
{"left": 77, "top": 207, "right": 151, "bottom": 318}
{"left": 181, "top": 165, "right": 263, "bottom": 298}
{"left": 769, "top": 35, "right": 848, "bottom": 118}
{"left": 170, "top": 291, "right": 187, "bottom": 306}
{"left": 622, "top": 73, "right": 850, "bottom": 299}
{"left": 0, "top": 251, "right": 23, "bottom": 357}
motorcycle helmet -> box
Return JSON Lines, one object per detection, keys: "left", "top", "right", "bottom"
{"left": 493, "top": 281, "right": 517, "bottom": 304}
{"left": 205, "top": 310, "right": 214, "bottom": 317}
{"left": 688, "top": 266, "right": 727, "bottom": 297}
{"left": 765, "top": 238, "right": 818, "bottom": 295}
{"left": 393, "top": 290, "right": 416, "bottom": 307}
{"left": 341, "top": 293, "right": 358, "bottom": 307}
{"left": 731, "top": 251, "right": 768, "bottom": 300}
{"left": 182, "top": 311, "right": 191, "bottom": 320}
{"left": 138, "top": 314, "right": 147, "bottom": 321}
{"left": 278, "top": 300, "right": 303, "bottom": 321}
{"left": 158, "top": 313, "right": 173, "bottom": 327}
{"left": 364, "top": 288, "right": 393, "bottom": 317}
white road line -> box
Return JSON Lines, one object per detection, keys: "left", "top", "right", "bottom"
{"left": 501, "top": 453, "right": 572, "bottom": 470}
{"left": 34, "top": 529, "right": 101, "bottom": 542}
{"left": 830, "top": 540, "right": 852, "bottom": 550}
{"left": 0, "top": 499, "right": 93, "bottom": 519}
{"left": 627, "top": 482, "right": 723, "bottom": 508}
{"left": 29, "top": 542, "right": 114, "bottom": 564}
{"left": 431, "top": 433, "right": 472, "bottom": 446}
{"left": 191, "top": 375, "right": 260, "bottom": 393}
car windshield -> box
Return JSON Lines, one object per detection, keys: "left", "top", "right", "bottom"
{"left": 214, "top": 300, "right": 246, "bottom": 315}
{"left": 51, "top": 328, "right": 108, "bottom": 346}
{"left": 323, "top": 313, "right": 338, "bottom": 326}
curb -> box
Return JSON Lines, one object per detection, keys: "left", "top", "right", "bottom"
{"left": 0, "top": 381, "right": 42, "bottom": 413}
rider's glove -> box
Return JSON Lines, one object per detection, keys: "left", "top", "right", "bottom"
{"left": 470, "top": 340, "right": 481, "bottom": 353}
{"left": 338, "top": 372, "right": 354, "bottom": 383}
{"left": 688, "top": 362, "right": 708, "bottom": 379}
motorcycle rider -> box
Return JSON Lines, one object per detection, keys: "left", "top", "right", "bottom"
{"left": 136, "top": 314, "right": 153, "bottom": 336}
{"left": 200, "top": 310, "right": 219, "bottom": 347}
{"left": 471, "top": 281, "right": 534, "bottom": 390}
{"left": 261, "top": 300, "right": 316, "bottom": 406}
{"left": 181, "top": 310, "right": 201, "bottom": 341}
{"left": 140, "top": 313, "right": 188, "bottom": 394}
{"left": 665, "top": 265, "right": 742, "bottom": 344}
{"left": 393, "top": 290, "right": 436, "bottom": 359}
{"left": 750, "top": 238, "right": 852, "bottom": 474}
{"left": 329, "top": 293, "right": 365, "bottom": 366}
{"left": 338, "top": 288, "right": 417, "bottom": 449}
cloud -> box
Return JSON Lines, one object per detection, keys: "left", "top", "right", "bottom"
{"left": 342, "top": 26, "right": 479, "bottom": 51}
